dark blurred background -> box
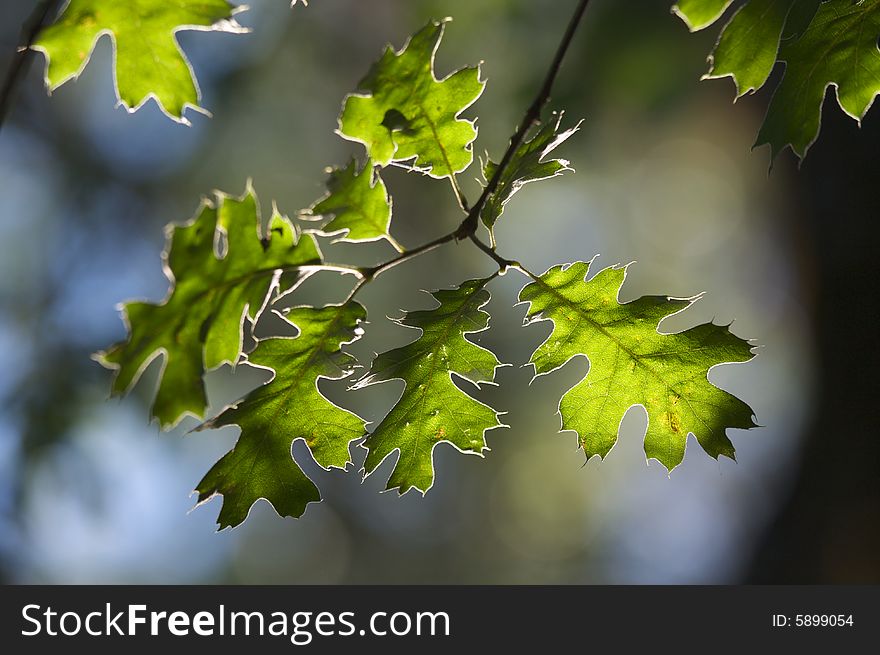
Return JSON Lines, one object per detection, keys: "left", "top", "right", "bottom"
{"left": 0, "top": 0, "right": 875, "bottom": 584}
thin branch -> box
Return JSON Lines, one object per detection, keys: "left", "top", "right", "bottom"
{"left": 0, "top": 0, "right": 61, "bottom": 133}
{"left": 468, "top": 233, "right": 518, "bottom": 271}
{"left": 361, "top": 231, "right": 458, "bottom": 282}
{"left": 292, "top": 0, "right": 592, "bottom": 305}
{"left": 456, "top": 0, "right": 590, "bottom": 239}
{"left": 343, "top": 233, "right": 456, "bottom": 304}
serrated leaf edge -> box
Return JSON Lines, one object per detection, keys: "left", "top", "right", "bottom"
{"left": 93, "top": 181, "right": 322, "bottom": 429}
{"left": 334, "top": 18, "right": 486, "bottom": 179}
{"left": 352, "top": 278, "right": 508, "bottom": 495}
{"left": 190, "top": 303, "right": 368, "bottom": 529}
{"left": 302, "top": 159, "right": 397, "bottom": 246}
{"left": 519, "top": 257, "right": 759, "bottom": 470}
{"left": 31, "top": 3, "right": 251, "bottom": 124}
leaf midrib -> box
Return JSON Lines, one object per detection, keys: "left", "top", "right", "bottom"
{"left": 528, "top": 273, "right": 683, "bottom": 396}
{"left": 222, "top": 304, "right": 361, "bottom": 477}
{"left": 367, "top": 281, "right": 492, "bottom": 487}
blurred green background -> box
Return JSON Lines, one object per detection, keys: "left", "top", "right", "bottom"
{"left": 0, "top": 0, "right": 876, "bottom": 584}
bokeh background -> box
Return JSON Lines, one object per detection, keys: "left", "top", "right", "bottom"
{"left": 0, "top": 0, "right": 876, "bottom": 584}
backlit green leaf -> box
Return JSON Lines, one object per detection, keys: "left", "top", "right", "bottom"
{"left": 96, "top": 186, "right": 322, "bottom": 428}
{"left": 33, "top": 0, "right": 246, "bottom": 121}
{"left": 306, "top": 158, "right": 395, "bottom": 246}
{"left": 481, "top": 113, "right": 579, "bottom": 247}
{"left": 338, "top": 19, "right": 485, "bottom": 179}
{"left": 758, "top": 0, "right": 880, "bottom": 158}
{"left": 520, "top": 260, "right": 757, "bottom": 471}
{"left": 673, "top": 0, "right": 880, "bottom": 159}
{"left": 195, "top": 303, "right": 367, "bottom": 529}
{"left": 354, "top": 278, "right": 504, "bottom": 494}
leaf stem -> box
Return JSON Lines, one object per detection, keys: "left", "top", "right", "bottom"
{"left": 299, "top": 263, "right": 365, "bottom": 277}
{"left": 385, "top": 233, "right": 406, "bottom": 254}
{"left": 448, "top": 174, "right": 471, "bottom": 213}
{"left": 0, "top": 0, "right": 61, "bottom": 133}
{"left": 360, "top": 231, "right": 458, "bottom": 282}
{"left": 468, "top": 233, "right": 518, "bottom": 272}
{"left": 455, "top": 0, "right": 590, "bottom": 240}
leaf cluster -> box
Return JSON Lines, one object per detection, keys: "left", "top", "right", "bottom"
{"left": 673, "top": 0, "right": 880, "bottom": 160}
{"left": 95, "top": 17, "right": 758, "bottom": 528}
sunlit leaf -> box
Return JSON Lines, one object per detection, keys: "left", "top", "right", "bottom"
{"left": 481, "top": 113, "right": 579, "bottom": 246}
{"left": 33, "top": 0, "right": 247, "bottom": 121}
{"left": 96, "top": 186, "right": 322, "bottom": 428}
{"left": 704, "top": 0, "right": 797, "bottom": 96}
{"left": 195, "top": 303, "right": 367, "bottom": 529}
{"left": 354, "top": 278, "right": 504, "bottom": 494}
{"left": 306, "top": 158, "right": 395, "bottom": 245}
{"left": 758, "top": 0, "right": 880, "bottom": 158}
{"left": 520, "top": 260, "right": 757, "bottom": 471}
{"left": 673, "top": 0, "right": 880, "bottom": 159}
{"left": 672, "top": 0, "right": 734, "bottom": 30}
{"left": 338, "top": 19, "right": 485, "bottom": 178}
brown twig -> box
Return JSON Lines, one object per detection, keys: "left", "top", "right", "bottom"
{"left": 455, "top": 0, "right": 590, "bottom": 240}
{"left": 0, "top": 0, "right": 61, "bottom": 132}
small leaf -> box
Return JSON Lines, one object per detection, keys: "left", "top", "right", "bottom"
{"left": 338, "top": 19, "right": 485, "bottom": 179}
{"left": 33, "top": 0, "right": 248, "bottom": 121}
{"left": 757, "top": 0, "right": 880, "bottom": 159}
{"left": 480, "top": 113, "right": 579, "bottom": 246}
{"left": 306, "top": 158, "right": 395, "bottom": 245}
{"left": 195, "top": 303, "right": 367, "bottom": 529}
{"left": 519, "top": 260, "right": 757, "bottom": 471}
{"left": 354, "top": 278, "right": 504, "bottom": 494}
{"left": 96, "top": 186, "right": 322, "bottom": 429}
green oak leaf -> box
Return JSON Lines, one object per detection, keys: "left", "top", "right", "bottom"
{"left": 96, "top": 185, "right": 322, "bottom": 429}
{"left": 306, "top": 158, "right": 397, "bottom": 247}
{"left": 674, "top": 0, "right": 817, "bottom": 95}
{"left": 519, "top": 260, "right": 757, "bottom": 471}
{"left": 32, "top": 0, "right": 247, "bottom": 121}
{"left": 338, "top": 19, "right": 485, "bottom": 179}
{"left": 195, "top": 303, "right": 367, "bottom": 529}
{"left": 353, "top": 278, "right": 504, "bottom": 494}
{"left": 673, "top": 0, "right": 880, "bottom": 159}
{"left": 757, "top": 0, "right": 880, "bottom": 158}
{"left": 481, "top": 113, "right": 579, "bottom": 247}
